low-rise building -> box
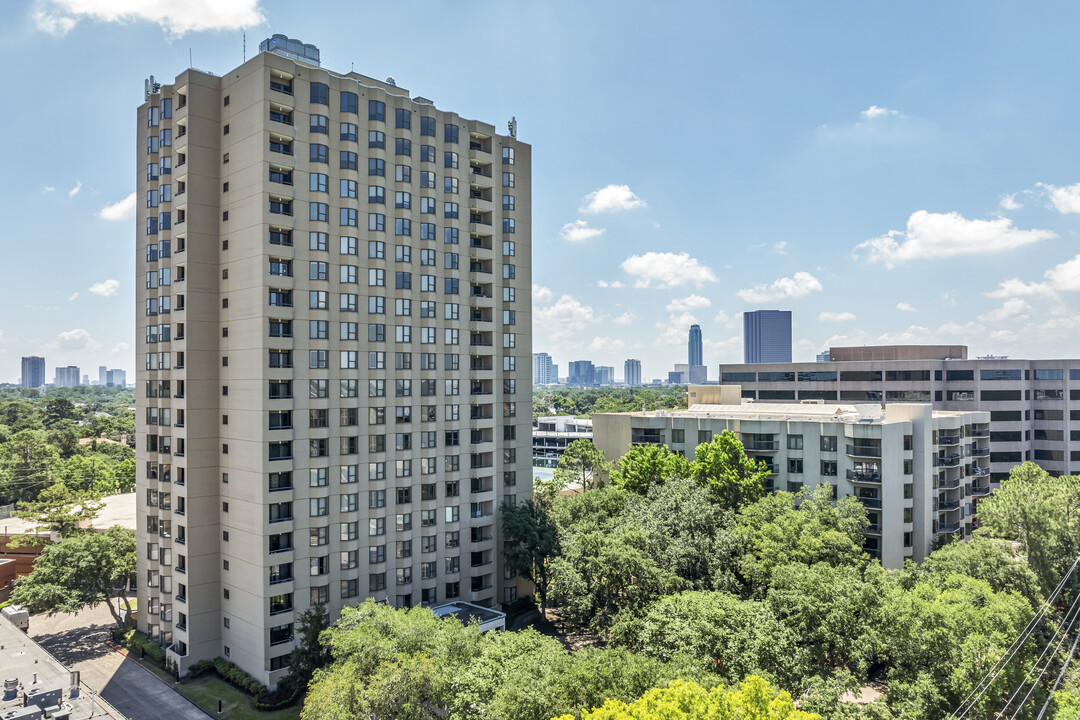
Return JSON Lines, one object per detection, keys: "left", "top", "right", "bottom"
{"left": 532, "top": 416, "right": 593, "bottom": 468}
{"left": 592, "top": 386, "right": 990, "bottom": 569}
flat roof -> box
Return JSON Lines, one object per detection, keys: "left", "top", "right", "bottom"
{"left": 616, "top": 403, "right": 986, "bottom": 425}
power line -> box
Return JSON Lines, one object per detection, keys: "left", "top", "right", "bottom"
{"left": 1035, "top": 613, "right": 1080, "bottom": 720}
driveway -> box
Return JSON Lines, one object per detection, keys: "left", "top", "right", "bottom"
{"left": 29, "top": 602, "right": 210, "bottom": 720}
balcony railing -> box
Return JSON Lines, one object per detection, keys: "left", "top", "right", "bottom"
{"left": 938, "top": 499, "right": 960, "bottom": 511}
{"left": 743, "top": 439, "right": 778, "bottom": 451}
{"left": 856, "top": 496, "right": 882, "bottom": 509}
{"left": 846, "top": 469, "right": 881, "bottom": 484}
{"left": 865, "top": 523, "right": 882, "bottom": 535}
{"left": 971, "top": 428, "right": 989, "bottom": 438}
{"left": 846, "top": 444, "right": 881, "bottom": 458}
{"left": 971, "top": 447, "right": 989, "bottom": 457}
{"left": 937, "top": 454, "right": 961, "bottom": 467}
{"left": 972, "top": 466, "right": 990, "bottom": 477}
{"left": 938, "top": 436, "right": 960, "bottom": 446}
{"left": 972, "top": 484, "right": 991, "bottom": 496}
{"left": 938, "top": 523, "right": 961, "bottom": 534}
{"left": 938, "top": 478, "right": 961, "bottom": 490}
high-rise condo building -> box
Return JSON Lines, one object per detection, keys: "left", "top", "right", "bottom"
{"left": 688, "top": 324, "right": 703, "bottom": 366}
{"left": 20, "top": 357, "right": 45, "bottom": 389}
{"left": 624, "top": 358, "right": 641, "bottom": 387}
{"left": 743, "top": 310, "right": 792, "bottom": 363}
{"left": 136, "top": 35, "right": 531, "bottom": 688}
{"left": 99, "top": 365, "right": 109, "bottom": 385}
{"left": 532, "top": 352, "right": 556, "bottom": 385}
{"left": 567, "top": 360, "right": 596, "bottom": 386}
{"left": 54, "top": 365, "right": 80, "bottom": 388}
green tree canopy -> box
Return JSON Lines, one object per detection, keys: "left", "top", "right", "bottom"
{"left": 10, "top": 526, "right": 135, "bottom": 627}
{"left": 553, "top": 439, "right": 613, "bottom": 492}
{"left": 0, "top": 429, "right": 59, "bottom": 503}
{"left": 501, "top": 500, "right": 558, "bottom": 613}
{"left": 975, "top": 462, "right": 1080, "bottom": 594}
{"left": 691, "top": 430, "right": 770, "bottom": 508}
{"left": 611, "top": 443, "right": 690, "bottom": 494}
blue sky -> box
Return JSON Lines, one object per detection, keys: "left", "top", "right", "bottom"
{"left": 3, "top": 1, "right": 1080, "bottom": 383}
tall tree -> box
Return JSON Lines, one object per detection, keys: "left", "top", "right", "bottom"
{"left": 10, "top": 526, "right": 136, "bottom": 627}
{"left": 553, "top": 439, "right": 612, "bottom": 491}
{"left": 12, "top": 481, "right": 103, "bottom": 543}
{"left": 975, "top": 461, "right": 1080, "bottom": 594}
{"left": 501, "top": 501, "right": 558, "bottom": 613}
{"left": 0, "top": 430, "right": 58, "bottom": 503}
{"left": 611, "top": 442, "right": 690, "bottom": 494}
{"left": 691, "top": 430, "right": 770, "bottom": 508}
{"left": 281, "top": 604, "right": 332, "bottom": 694}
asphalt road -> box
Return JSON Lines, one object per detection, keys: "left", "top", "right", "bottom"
{"left": 29, "top": 602, "right": 210, "bottom": 720}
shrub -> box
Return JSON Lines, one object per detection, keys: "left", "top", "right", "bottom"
{"left": 186, "top": 660, "right": 214, "bottom": 678}
{"left": 254, "top": 687, "right": 299, "bottom": 711}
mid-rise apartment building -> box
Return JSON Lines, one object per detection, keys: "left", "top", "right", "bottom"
{"left": 593, "top": 387, "right": 990, "bottom": 568}
{"left": 532, "top": 415, "right": 593, "bottom": 468}
{"left": 720, "top": 353, "right": 1080, "bottom": 481}
{"left": 136, "top": 35, "right": 531, "bottom": 688}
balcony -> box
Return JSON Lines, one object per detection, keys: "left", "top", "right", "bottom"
{"left": 938, "top": 499, "right": 960, "bottom": 511}
{"left": 937, "top": 523, "right": 961, "bottom": 535}
{"left": 864, "top": 523, "right": 882, "bottom": 535}
{"left": 846, "top": 444, "right": 881, "bottom": 458}
{"left": 631, "top": 430, "right": 665, "bottom": 446}
{"left": 742, "top": 439, "right": 778, "bottom": 452}
{"left": 938, "top": 435, "right": 961, "bottom": 446}
{"left": 972, "top": 484, "right": 991, "bottom": 497}
{"left": 846, "top": 469, "right": 881, "bottom": 484}
{"left": 937, "top": 454, "right": 961, "bottom": 467}
{"left": 971, "top": 447, "right": 989, "bottom": 457}
{"left": 938, "top": 478, "right": 961, "bottom": 490}
{"left": 971, "top": 428, "right": 989, "bottom": 438}
{"left": 972, "top": 465, "right": 990, "bottom": 477}
{"left": 856, "top": 496, "right": 882, "bottom": 509}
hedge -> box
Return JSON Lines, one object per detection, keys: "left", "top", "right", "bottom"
{"left": 212, "top": 658, "right": 268, "bottom": 696}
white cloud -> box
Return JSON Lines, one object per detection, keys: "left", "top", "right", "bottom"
{"left": 1000, "top": 193, "right": 1022, "bottom": 211}
{"left": 588, "top": 336, "right": 625, "bottom": 352}
{"left": 112, "top": 342, "right": 132, "bottom": 354}
{"left": 877, "top": 325, "right": 934, "bottom": 344}
{"left": 596, "top": 280, "right": 625, "bottom": 289}
{"left": 989, "top": 329, "right": 1018, "bottom": 344}
{"left": 856, "top": 210, "right": 1055, "bottom": 268}
{"left": 89, "top": 279, "right": 120, "bottom": 297}
{"left": 620, "top": 252, "right": 718, "bottom": 289}
{"left": 937, "top": 321, "right": 985, "bottom": 337}
{"left": 713, "top": 310, "right": 743, "bottom": 328}
{"left": 736, "top": 271, "right": 822, "bottom": 303}
{"left": 42, "top": 185, "right": 55, "bottom": 194}
{"left": 532, "top": 284, "right": 553, "bottom": 304}
{"left": 896, "top": 302, "right": 918, "bottom": 312}
{"left": 1037, "top": 182, "right": 1080, "bottom": 214}
{"left": 45, "top": 328, "right": 101, "bottom": 353}
{"left": 654, "top": 312, "right": 699, "bottom": 346}
{"left": 558, "top": 219, "right": 605, "bottom": 242}
{"left": 861, "top": 105, "right": 900, "bottom": 119}
{"left": 1044, "top": 254, "right": 1080, "bottom": 292}
{"left": 666, "top": 294, "right": 711, "bottom": 313}
{"left": 978, "top": 299, "right": 1031, "bottom": 323}
{"left": 534, "top": 295, "right": 598, "bottom": 340}
{"left": 612, "top": 312, "right": 634, "bottom": 325}
{"left": 67, "top": 292, "right": 78, "bottom": 302}
{"left": 579, "top": 184, "right": 646, "bottom": 213}
{"left": 818, "top": 311, "right": 856, "bottom": 323}
{"left": 772, "top": 241, "right": 788, "bottom": 255}
{"left": 98, "top": 192, "right": 136, "bottom": 221}
{"left": 68, "top": 180, "right": 82, "bottom": 197}
{"left": 987, "top": 277, "right": 1055, "bottom": 299}
{"left": 33, "top": 0, "right": 266, "bottom": 37}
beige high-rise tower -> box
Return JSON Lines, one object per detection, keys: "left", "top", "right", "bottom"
{"left": 136, "top": 35, "right": 531, "bottom": 687}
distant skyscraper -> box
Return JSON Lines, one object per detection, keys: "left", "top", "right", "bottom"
{"left": 533, "top": 353, "right": 557, "bottom": 385}
{"left": 743, "top": 310, "right": 792, "bottom": 364}
{"left": 99, "top": 366, "right": 108, "bottom": 385}
{"left": 624, "top": 358, "right": 642, "bottom": 386}
{"left": 688, "top": 324, "right": 703, "bottom": 366}
{"left": 20, "top": 357, "right": 45, "bottom": 389}
{"left": 568, "top": 361, "right": 596, "bottom": 386}
{"left": 107, "top": 369, "right": 127, "bottom": 388}
{"left": 596, "top": 366, "right": 614, "bottom": 386}
{"left": 54, "top": 366, "right": 80, "bottom": 388}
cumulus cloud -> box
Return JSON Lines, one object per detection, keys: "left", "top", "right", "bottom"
{"left": 612, "top": 313, "right": 634, "bottom": 325}
{"left": 1000, "top": 193, "right": 1022, "bottom": 211}
{"left": 45, "top": 328, "right": 101, "bottom": 353}
{"left": 938, "top": 321, "right": 986, "bottom": 337}
{"left": 857, "top": 211, "right": 1055, "bottom": 268}
{"left": 877, "top": 325, "right": 934, "bottom": 344}
{"left": 986, "top": 278, "right": 1054, "bottom": 299}
{"left": 42, "top": 185, "right": 55, "bottom": 194}
{"left": 985, "top": 253, "right": 1080, "bottom": 299}
{"left": 772, "top": 241, "right": 788, "bottom": 255}
{"left": 989, "top": 329, "right": 1018, "bottom": 344}
{"left": 620, "top": 252, "right": 718, "bottom": 289}
{"left": 654, "top": 311, "right": 699, "bottom": 346}
{"left": 112, "top": 342, "right": 132, "bottom": 353}
{"left": 68, "top": 180, "right": 82, "bottom": 197}
{"left": 534, "top": 294, "right": 598, "bottom": 340}
{"left": 1043, "top": 254, "right": 1080, "bottom": 292}
{"left": 90, "top": 279, "right": 120, "bottom": 297}
{"left": 98, "top": 192, "right": 136, "bottom": 221}
{"left": 714, "top": 310, "right": 743, "bottom": 328}
{"left": 736, "top": 272, "right": 822, "bottom": 303}
{"left": 978, "top": 299, "right": 1032, "bottom": 323}
{"left": 580, "top": 184, "right": 646, "bottom": 213}
{"left": 861, "top": 105, "right": 900, "bottom": 119}
{"left": 532, "top": 284, "right": 553, "bottom": 304}
{"left": 818, "top": 311, "right": 856, "bottom": 322}
{"left": 596, "top": 280, "right": 625, "bottom": 289}
{"left": 558, "top": 220, "right": 605, "bottom": 242}
{"left": 588, "top": 336, "right": 626, "bottom": 352}
{"left": 1037, "top": 182, "right": 1080, "bottom": 214}
{"left": 33, "top": 0, "right": 266, "bottom": 37}
{"left": 896, "top": 302, "right": 918, "bottom": 312}
{"left": 67, "top": 292, "right": 79, "bottom": 302}
{"left": 666, "top": 295, "right": 711, "bottom": 313}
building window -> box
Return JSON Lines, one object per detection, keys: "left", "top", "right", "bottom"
{"left": 787, "top": 458, "right": 803, "bottom": 474}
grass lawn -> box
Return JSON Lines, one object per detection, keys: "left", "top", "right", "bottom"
{"left": 126, "top": 655, "right": 301, "bottom": 720}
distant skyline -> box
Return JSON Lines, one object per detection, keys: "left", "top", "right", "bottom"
{"left": 5, "top": 1, "right": 1080, "bottom": 380}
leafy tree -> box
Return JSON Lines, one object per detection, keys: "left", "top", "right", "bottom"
{"left": 906, "top": 536, "right": 1043, "bottom": 607}
{"left": 281, "top": 604, "right": 332, "bottom": 695}
{"left": 114, "top": 458, "right": 136, "bottom": 493}
{"left": 554, "top": 439, "right": 612, "bottom": 491}
{"left": 691, "top": 430, "right": 770, "bottom": 508}
{"left": 551, "top": 677, "right": 820, "bottom": 720}
{"left": 43, "top": 398, "right": 77, "bottom": 428}
{"left": 0, "top": 430, "right": 59, "bottom": 503}
{"left": 879, "top": 573, "right": 1034, "bottom": 719}
{"left": 45, "top": 420, "right": 80, "bottom": 459}
{"left": 611, "top": 443, "right": 690, "bottom": 494}
{"left": 10, "top": 526, "right": 135, "bottom": 627}
{"left": 1055, "top": 690, "right": 1080, "bottom": 720}
{"left": 12, "top": 482, "right": 103, "bottom": 541}
{"left": 501, "top": 501, "right": 558, "bottom": 613}
{"left": 975, "top": 462, "right": 1080, "bottom": 595}
{"left": 0, "top": 400, "right": 41, "bottom": 432}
